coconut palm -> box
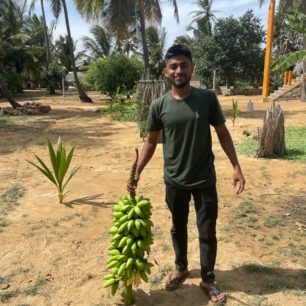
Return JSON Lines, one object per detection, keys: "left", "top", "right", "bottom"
{"left": 188, "top": 0, "right": 219, "bottom": 37}
{"left": 30, "top": 0, "right": 56, "bottom": 94}
{"left": 81, "top": 25, "right": 112, "bottom": 60}
{"left": 0, "top": 1, "right": 21, "bottom": 107}
{"left": 0, "top": 0, "right": 31, "bottom": 108}
{"left": 48, "top": 0, "right": 92, "bottom": 102}
{"left": 173, "top": 35, "right": 193, "bottom": 46}
{"left": 146, "top": 25, "right": 166, "bottom": 80}
{"left": 75, "top": 0, "right": 179, "bottom": 79}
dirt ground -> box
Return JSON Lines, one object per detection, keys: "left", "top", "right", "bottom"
{"left": 0, "top": 92, "right": 305, "bottom": 306}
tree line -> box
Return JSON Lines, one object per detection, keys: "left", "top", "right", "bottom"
{"left": 0, "top": 0, "right": 305, "bottom": 108}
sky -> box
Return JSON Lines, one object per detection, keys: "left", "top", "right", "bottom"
{"left": 33, "top": 0, "right": 277, "bottom": 52}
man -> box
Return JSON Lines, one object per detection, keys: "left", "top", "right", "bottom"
{"left": 128, "top": 44, "right": 245, "bottom": 304}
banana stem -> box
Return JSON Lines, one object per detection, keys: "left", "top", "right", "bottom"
{"left": 124, "top": 284, "right": 134, "bottom": 305}
{"left": 129, "top": 148, "right": 139, "bottom": 204}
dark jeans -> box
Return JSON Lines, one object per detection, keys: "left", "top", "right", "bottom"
{"left": 165, "top": 184, "right": 218, "bottom": 283}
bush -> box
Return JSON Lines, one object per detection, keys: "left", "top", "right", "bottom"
{"left": 6, "top": 72, "right": 23, "bottom": 93}
{"left": 105, "top": 96, "right": 140, "bottom": 122}
{"left": 83, "top": 54, "right": 143, "bottom": 98}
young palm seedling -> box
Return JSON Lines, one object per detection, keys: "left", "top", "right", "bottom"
{"left": 28, "top": 137, "right": 80, "bottom": 203}
{"left": 103, "top": 148, "right": 154, "bottom": 305}
{"left": 231, "top": 98, "right": 239, "bottom": 126}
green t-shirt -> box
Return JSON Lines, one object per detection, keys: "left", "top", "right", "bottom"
{"left": 146, "top": 87, "right": 225, "bottom": 190}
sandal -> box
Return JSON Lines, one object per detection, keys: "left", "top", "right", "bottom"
{"left": 200, "top": 281, "right": 227, "bottom": 305}
{"left": 165, "top": 271, "right": 189, "bottom": 291}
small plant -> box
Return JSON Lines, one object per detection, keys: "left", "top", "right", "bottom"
{"left": 28, "top": 137, "right": 80, "bottom": 203}
{"left": 24, "top": 276, "right": 47, "bottom": 296}
{"left": 231, "top": 99, "right": 239, "bottom": 126}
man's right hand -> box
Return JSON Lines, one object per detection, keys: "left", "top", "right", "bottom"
{"left": 127, "top": 175, "right": 139, "bottom": 194}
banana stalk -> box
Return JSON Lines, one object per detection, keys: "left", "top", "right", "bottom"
{"left": 103, "top": 148, "right": 154, "bottom": 305}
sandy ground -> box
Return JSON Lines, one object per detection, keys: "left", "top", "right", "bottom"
{"left": 0, "top": 92, "right": 305, "bottom": 306}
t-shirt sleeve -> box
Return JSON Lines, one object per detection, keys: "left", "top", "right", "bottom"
{"left": 209, "top": 91, "right": 226, "bottom": 126}
{"left": 146, "top": 100, "right": 162, "bottom": 132}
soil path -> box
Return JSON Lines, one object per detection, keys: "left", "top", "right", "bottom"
{"left": 0, "top": 94, "right": 305, "bottom": 306}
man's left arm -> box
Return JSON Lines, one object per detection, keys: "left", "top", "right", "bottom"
{"left": 214, "top": 123, "right": 245, "bottom": 194}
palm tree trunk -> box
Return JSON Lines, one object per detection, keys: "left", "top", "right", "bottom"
{"left": 41, "top": 0, "right": 55, "bottom": 95}
{"left": 0, "top": 71, "right": 22, "bottom": 109}
{"left": 137, "top": 0, "right": 150, "bottom": 79}
{"left": 61, "top": 0, "right": 92, "bottom": 102}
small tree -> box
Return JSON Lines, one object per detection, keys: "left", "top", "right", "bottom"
{"left": 83, "top": 54, "right": 143, "bottom": 98}
{"left": 28, "top": 137, "right": 80, "bottom": 203}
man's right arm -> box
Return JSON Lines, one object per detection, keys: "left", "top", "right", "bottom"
{"left": 127, "top": 130, "right": 160, "bottom": 193}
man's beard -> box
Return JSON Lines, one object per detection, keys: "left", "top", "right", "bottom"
{"left": 167, "top": 75, "right": 190, "bottom": 89}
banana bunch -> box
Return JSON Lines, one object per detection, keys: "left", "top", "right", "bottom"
{"left": 102, "top": 193, "right": 154, "bottom": 300}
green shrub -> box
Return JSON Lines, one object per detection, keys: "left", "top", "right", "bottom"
{"left": 84, "top": 54, "right": 143, "bottom": 98}
{"left": 105, "top": 96, "right": 140, "bottom": 122}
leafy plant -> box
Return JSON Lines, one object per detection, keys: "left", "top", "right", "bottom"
{"left": 28, "top": 137, "right": 80, "bottom": 203}
{"left": 231, "top": 99, "right": 239, "bottom": 126}
{"left": 83, "top": 54, "right": 143, "bottom": 98}
{"left": 270, "top": 11, "right": 306, "bottom": 72}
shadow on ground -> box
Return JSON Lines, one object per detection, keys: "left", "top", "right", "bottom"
{"left": 64, "top": 194, "right": 114, "bottom": 208}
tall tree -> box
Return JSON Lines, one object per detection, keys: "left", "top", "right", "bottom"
{"left": 0, "top": 0, "right": 27, "bottom": 108}
{"left": 188, "top": 0, "right": 218, "bottom": 37}
{"left": 193, "top": 10, "right": 265, "bottom": 88}
{"left": 81, "top": 25, "right": 112, "bottom": 60}
{"left": 75, "top": 0, "right": 179, "bottom": 79}
{"left": 146, "top": 25, "right": 166, "bottom": 79}
{"left": 0, "top": 70, "right": 22, "bottom": 108}
{"left": 30, "top": 0, "right": 55, "bottom": 93}
{"left": 49, "top": 0, "right": 92, "bottom": 102}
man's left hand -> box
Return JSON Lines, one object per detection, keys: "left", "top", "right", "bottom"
{"left": 233, "top": 166, "right": 245, "bottom": 194}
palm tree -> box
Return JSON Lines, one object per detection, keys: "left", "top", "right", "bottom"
{"left": 173, "top": 35, "right": 193, "bottom": 46}
{"left": 0, "top": 0, "right": 25, "bottom": 108}
{"left": 75, "top": 0, "right": 179, "bottom": 79}
{"left": 81, "top": 25, "right": 112, "bottom": 60}
{"left": 189, "top": 0, "right": 218, "bottom": 37}
{"left": 0, "top": 70, "right": 22, "bottom": 108}
{"left": 30, "top": 0, "right": 55, "bottom": 94}
{"left": 49, "top": 0, "right": 92, "bottom": 102}
{"left": 146, "top": 26, "right": 166, "bottom": 79}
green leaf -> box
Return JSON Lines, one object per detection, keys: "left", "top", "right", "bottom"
{"left": 63, "top": 166, "right": 81, "bottom": 190}
{"left": 58, "top": 144, "right": 67, "bottom": 188}
{"left": 270, "top": 50, "right": 306, "bottom": 73}
{"left": 27, "top": 159, "right": 58, "bottom": 188}
{"left": 62, "top": 145, "right": 76, "bottom": 181}
{"left": 286, "top": 11, "right": 306, "bottom": 34}
{"left": 47, "top": 138, "right": 59, "bottom": 182}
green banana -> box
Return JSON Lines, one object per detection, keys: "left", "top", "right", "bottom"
{"left": 104, "top": 184, "right": 154, "bottom": 303}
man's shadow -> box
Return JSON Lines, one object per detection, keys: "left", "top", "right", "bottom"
{"left": 115, "top": 265, "right": 305, "bottom": 306}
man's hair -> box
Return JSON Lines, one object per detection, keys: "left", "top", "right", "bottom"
{"left": 164, "top": 44, "right": 192, "bottom": 63}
